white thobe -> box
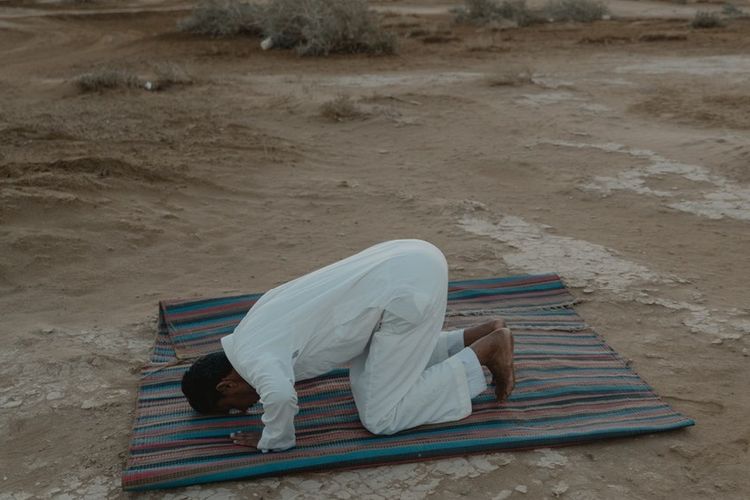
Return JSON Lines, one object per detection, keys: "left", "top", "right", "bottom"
{"left": 220, "top": 239, "right": 481, "bottom": 452}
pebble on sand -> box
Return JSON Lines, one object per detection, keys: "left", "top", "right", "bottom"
{"left": 1, "top": 398, "right": 23, "bottom": 409}
{"left": 552, "top": 481, "right": 570, "bottom": 497}
{"left": 493, "top": 490, "right": 513, "bottom": 500}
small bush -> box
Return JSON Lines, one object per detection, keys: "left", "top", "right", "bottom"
{"left": 638, "top": 31, "right": 687, "bottom": 42}
{"left": 497, "top": 0, "right": 540, "bottom": 26}
{"left": 485, "top": 65, "right": 534, "bottom": 86}
{"left": 320, "top": 96, "right": 366, "bottom": 121}
{"left": 691, "top": 11, "right": 725, "bottom": 28}
{"left": 75, "top": 67, "right": 141, "bottom": 92}
{"left": 179, "top": 0, "right": 396, "bottom": 56}
{"left": 178, "top": 0, "right": 264, "bottom": 37}
{"left": 544, "top": 0, "right": 608, "bottom": 22}
{"left": 263, "top": 0, "right": 396, "bottom": 55}
{"left": 454, "top": 0, "right": 540, "bottom": 27}
{"left": 150, "top": 63, "right": 193, "bottom": 90}
{"left": 454, "top": 0, "right": 503, "bottom": 23}
{"left": 722, "top": 3, "right": 744, "bottom": 18}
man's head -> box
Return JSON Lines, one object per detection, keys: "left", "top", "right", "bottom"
{"left": 181, "top": 352, "right": 260, "bottom": 414}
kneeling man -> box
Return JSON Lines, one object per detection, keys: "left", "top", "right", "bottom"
{"left": 181, "top": 239, "right": 514, "bottom": 452}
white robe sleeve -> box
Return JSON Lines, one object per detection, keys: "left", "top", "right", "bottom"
{"left": 238, "top": 357, "right": 299, "bottom": 452}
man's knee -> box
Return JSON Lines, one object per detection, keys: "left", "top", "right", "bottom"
{"left": 358, "top": 408, "right": 401, "bottom": 435}
{"left": 361, "top": 417, "right": 400, "bottom": 436}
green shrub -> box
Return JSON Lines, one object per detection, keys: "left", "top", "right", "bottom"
{"left": 544, "top": 0, "right": 608, "bottom": 22}
{"left": 454, "top": 0, "right": 504, "bottom": 23}
{"left": 263, "top": 0, "right": 396, "bottom": 55}
{"left": 454, "top": 0, "right": 540, "bottom": 27}
{"left": 179, "top": 0, "right": 396, "bottom": 56}
{"left": 722, "top": 3, "right": 743, "bottom": 17}
{"left": 691, "top": 11, "right": 725, "bottom": 28}
{"left": 178, "top": 0, "right": 264, "bottom": 37}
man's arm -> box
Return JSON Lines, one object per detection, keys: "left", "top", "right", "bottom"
{"left": 257, "top": 378, "right": 297, "bottom": 451}
{"left": 234, "top": 358, "right": 299, "bottom": 452}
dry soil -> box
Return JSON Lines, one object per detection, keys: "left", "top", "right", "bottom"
{"left": 1, "top": 0, "right": 749, "bottom": 498}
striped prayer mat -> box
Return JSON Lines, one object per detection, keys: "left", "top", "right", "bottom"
{"left": 122, "top": 273, "right": 693, "bottom": 491}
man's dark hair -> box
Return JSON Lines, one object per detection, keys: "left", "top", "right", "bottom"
{"left": 181, "top": 351, "right": 233, "bottom": 413}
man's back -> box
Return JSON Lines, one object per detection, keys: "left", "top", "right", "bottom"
{"left": 221, "top": 239, "right": 448, "bottom": 383}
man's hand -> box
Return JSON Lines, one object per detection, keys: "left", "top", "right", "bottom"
{"left": 231, "top": 431, "right": 261, "bottom": 449}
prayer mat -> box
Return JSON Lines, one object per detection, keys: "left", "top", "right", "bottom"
{"left": 122, "top": 273, "right": 694, "bottom": 491}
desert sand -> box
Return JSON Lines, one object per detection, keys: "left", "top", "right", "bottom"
{"left": 1, "top": 0, "right": 749, "bottom": 498}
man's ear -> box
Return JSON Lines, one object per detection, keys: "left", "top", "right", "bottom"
{"left": 216, "top": 376, "right": 237, "bottom": 394}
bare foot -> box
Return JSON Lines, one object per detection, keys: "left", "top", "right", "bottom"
{"left": 462, "top": 318, "right": 506, "bottom": 346}
{"left": 487, "top": 328, "right": 515, "bottom": 402}
{"left": 469, "top": 328, "right": 515, "bottom": 403}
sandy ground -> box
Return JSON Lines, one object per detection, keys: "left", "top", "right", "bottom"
{"left": 1, "top": 0, "right": 750, "bottom": 498}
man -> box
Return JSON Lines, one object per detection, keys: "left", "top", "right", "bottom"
{"left": 182, "top": 239, "right": 515, "bottom": 452}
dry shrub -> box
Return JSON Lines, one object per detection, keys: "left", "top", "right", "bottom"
{"left": 150, "top": 63, "right": 193, "bottom": 90}
{"left": 454, "top": 0, "right": 541, "bottom": 27}
{"left": 75, "top": 67, "right": 141, "bottom": 93}
{"left": 579, "top": 34, "right": 630, "bottom": 44}
{"left": 466, "top": 39, "right": 510, "bottom": 52}
{"left": 406, "top": 28, "right": 431, "bottom": 38}
{"left": 178, "top": 0, "right": 264, "bottom": 37}
{"left": 722, "top": 3, "right": 744, "bottom": 18}
{"left": 179, "top": 0, "right": 396, "bottom": 56}
{"left": 263, "top": 0, "right": 396, "bottom": 55}
{"left": 421, "top": 34, "right": 461, "bottom": 44}
{"left": 638, "top": 32, "right": 687, "bottom": 42}
{"left": 453, "top": 0, "right": 504, "bottom": 23}
{"left": 414, "top": 27, "right": 461, "bottom": 44}
{"left": 320, "top": 96, "right": 366, "bottom": 122}
{"left": 544, "top": 0, "right": 608, "bottom": 22}
{"left": 690, "top": 11, "right": 725, "bottom": 29}
{"left": 485, "top": 65, "right": 534, "bottom": 86}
